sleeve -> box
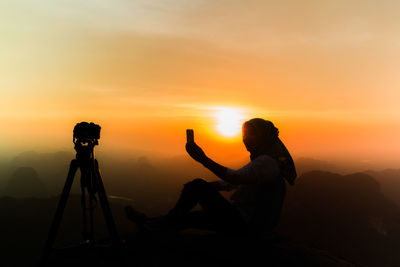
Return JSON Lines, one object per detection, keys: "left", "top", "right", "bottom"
{"left": 222, "top": 155, "right": 280, "bottom": 185}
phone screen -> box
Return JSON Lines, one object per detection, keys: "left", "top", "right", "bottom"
{"left": 186, "top": 129, "right": 194, "bottom": 143}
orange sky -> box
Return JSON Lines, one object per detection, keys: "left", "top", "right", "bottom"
{"left": 1, "top": 1, "right": 400, "bottom": 167}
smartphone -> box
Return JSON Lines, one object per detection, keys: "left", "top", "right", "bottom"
{"left": 186, "top": 129, "right": 194, "bottom": 143}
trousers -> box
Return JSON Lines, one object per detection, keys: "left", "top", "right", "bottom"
{"left": 166, "top": 178, "right": 248, "bottom": 234}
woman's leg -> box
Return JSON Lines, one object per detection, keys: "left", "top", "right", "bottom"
{"left": 166, "top": 178, "right": 247, "bottom": 233}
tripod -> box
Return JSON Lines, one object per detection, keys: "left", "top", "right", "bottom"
{"left": 40, "top": 138, "right": 119, "bottom": 265}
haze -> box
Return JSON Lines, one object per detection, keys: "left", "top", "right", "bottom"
{"left": 1, "top": 0, "right": 400, "bottom": 168}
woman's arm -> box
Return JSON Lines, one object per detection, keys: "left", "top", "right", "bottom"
{"left": 185, "top": 142, "right": 256, "bottom": 185}
{"left": 185, "top": 142, "right": 227, "bottom": 178}
{"left": 202, "top": 157, "right": 258, "bottom": 185}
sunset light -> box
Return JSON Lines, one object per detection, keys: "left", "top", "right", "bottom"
{"left": 216, "top": 108, "right": 244, "bottom": 137}
{"left": 1, "top": 0, "right": 399, "bottom": 164}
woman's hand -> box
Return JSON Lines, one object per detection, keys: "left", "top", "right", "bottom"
{"left": 185, "top": 142, "right": 208, "bottom": 164}
{"left": 186, "top": 141, "right": 228, "bottom": 179}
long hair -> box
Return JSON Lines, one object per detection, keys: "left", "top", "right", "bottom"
{"left": 243, "top": 118, "right": 297, "bottom": 185}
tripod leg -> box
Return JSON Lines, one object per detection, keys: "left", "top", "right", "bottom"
{"left": 88, "top": 180, "right": 95, "bottom": 243}
{"left": 80, "top": 179, "right": 88, "bottom": 242}
{"left": 94, "top": 159, "right": 119, "bottom": 242}
{"left": 39, "top": 159, "right": 79, "bottom": 266}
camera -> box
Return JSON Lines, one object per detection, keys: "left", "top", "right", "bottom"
{"left": 73, "top": 122, "right": 101, "bottom": 141}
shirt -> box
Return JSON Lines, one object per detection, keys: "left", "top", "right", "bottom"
{"left": 221, "top": 154, "right": 286, "bottom": 233}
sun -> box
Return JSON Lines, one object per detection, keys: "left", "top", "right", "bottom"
{"left": 216, "top": 108, "right": 243, "bottom": 137}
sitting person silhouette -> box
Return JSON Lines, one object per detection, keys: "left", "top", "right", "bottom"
{"left": 125, "top": 118, "right": 296, "bottom": 235}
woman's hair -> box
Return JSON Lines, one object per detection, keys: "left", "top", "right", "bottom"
{"left": 243, "top": 118, "right": 297, "bottom": 185}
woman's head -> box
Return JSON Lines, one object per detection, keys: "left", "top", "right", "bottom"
{"left": 242, "top": 118, "right": 279, "bottom": 154}
{"left": 242, "top": 118, "right": 297, "bottom": 185}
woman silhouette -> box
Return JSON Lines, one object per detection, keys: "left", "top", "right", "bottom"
{"left": 126, "top": 118, "right": 296, "bottom": 235}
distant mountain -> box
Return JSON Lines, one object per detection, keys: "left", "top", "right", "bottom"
{"left": 293, "top": 157, "right": 394, "bottom": 175}
{"left": 278, "top": 170, "right": 400, "bottom": 267}
{"left": 294, "top": 158, "right": 339, "bottom": 175}
{"left": 8, "top": 151, "right": 74, "bottom": 194}
{"left": 365, "top": 169, "right": 400, "bottom": 207}
{"left": 4, "top": 167, "right": 49, "bottom": 198}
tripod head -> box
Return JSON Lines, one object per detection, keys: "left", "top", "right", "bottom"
{"left": 73, "top": 122, "right": 101, "bottom": 160}
{"left": 73, "top": 122, "right": 101, "bottom": 196}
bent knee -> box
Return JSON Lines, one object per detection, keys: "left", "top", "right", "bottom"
{"left": 184, "top": 178, "right": 208, "bottom": 190}
{"left": 191, "top": 178, "right": 208, "bottom": 184}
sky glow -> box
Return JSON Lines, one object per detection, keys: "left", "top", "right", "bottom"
{"left": 1, "top": 0, "right": 399, "bottom": 166}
